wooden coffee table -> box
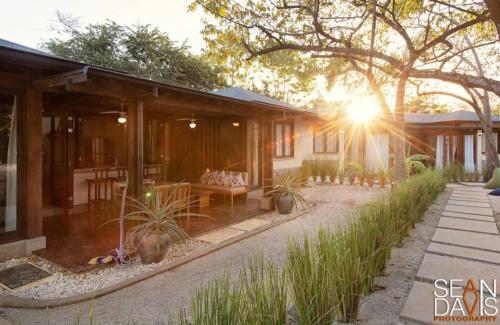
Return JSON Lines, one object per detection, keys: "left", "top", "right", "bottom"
{"left": 192, "top": 189, "right": 214, "bottom": 208}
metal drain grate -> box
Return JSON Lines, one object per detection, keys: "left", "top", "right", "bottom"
{"left": 0, "top": 262, "right": 53, "bottom": 292}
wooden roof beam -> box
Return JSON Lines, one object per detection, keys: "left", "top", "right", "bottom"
{"left": 32, "top": 67, "right": 89, "bottom": 89}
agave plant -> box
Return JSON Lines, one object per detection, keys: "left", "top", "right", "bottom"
{"left": 266, "top": 170, "right": 308, "bottom": 213}
{"left": 104, "top": 188, "right": 206, "bottom": 263}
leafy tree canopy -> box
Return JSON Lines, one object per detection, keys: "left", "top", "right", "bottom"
{"left": 44, "top": 13, "right": 227, "bottom": 91}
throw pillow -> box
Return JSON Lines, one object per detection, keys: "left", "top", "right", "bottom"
{"left": 233, "top": 173, "right": 246, "bottom": 187}
{"left": 488, "top": 188, "right": 500, "bottom": 196}
{"left": 207, "top": 171, "right": 218, "bottom": 185}
{"left": 485, "top": 168, "right": 500, "bottom": 189}
{"left": 215, "top": 171, "right": 226, "bottom": 186}
{"left": 222, "top": 172, "right": 232, "bottom": 187}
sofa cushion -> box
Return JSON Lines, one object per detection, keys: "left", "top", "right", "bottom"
{"left": 191, "top": 183, "right": 247, "bottom": 195}
{"left": 231, "top": 173, "right": 246, "bottom": 187}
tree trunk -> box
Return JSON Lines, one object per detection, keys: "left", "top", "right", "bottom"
{"left": 394, "top": 74, "right": 409, "bottom": 182}
{"left": 484, "top": 0, "right": 500, "bottom": 39}
{"left": 480, "top": 92, "right": 500, "bottom": 179}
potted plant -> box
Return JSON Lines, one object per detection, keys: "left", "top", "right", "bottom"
{"left": 327, "top": 160, "right": 338, "bottom": 184}
{"left": 387, "top": 168, "right": 395, "bottom": 188}
{"left": 311, "top": 159, "right": 320, "bottom": 184}
{"left": 378, "top": 170, "right": 387, "bottom": 188}
{"left": 345, "top": 161, "right": 361, "bottom": 186}
{"left": 473, "top": 170, "right": 481, "bottom": 182}
{"left": 358, "top": 167, "right": 368, "bottom": 186}
{"left": 302, "top": 159, "right": 314, "bottom": 185}
{"left": 322, "top": 159, "right": 332, "bottom": 183}
{"left": 120, "top": 192, "right": 196, "bottom": 264}
{"left": 366, "top": 171, "right": 375, "bottom": 187}
{"left": 319, "top": 159, "right": 328, "bottom": 183}
{"left": 266, "top": 171, "right": 308, "bottom": 214}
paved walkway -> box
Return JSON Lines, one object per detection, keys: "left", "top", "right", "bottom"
{"left": 400, "top": 183, "right": 500, "bottom": 324}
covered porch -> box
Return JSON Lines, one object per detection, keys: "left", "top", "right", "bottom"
{"left": 30, "top": 67, "right": 283, "bottom": 271}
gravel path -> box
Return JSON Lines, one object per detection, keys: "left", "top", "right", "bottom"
{"left": 1, "top": 185, "right": 384, "bottom": 325}
{"left": 358, "top": 187, "right": 451, "bottom": 324}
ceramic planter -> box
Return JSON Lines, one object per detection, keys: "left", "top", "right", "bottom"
{"left": 324, "top": 175, "right": 331, "bottom": 183}
{"left": 315, "top": 176, "right": 322, "bottom": 184}
{"left": 137, "top": 232, "right": 171, "bottom": 264}
{"left": 276, "top": 193, "right": 294, "bottom": 214}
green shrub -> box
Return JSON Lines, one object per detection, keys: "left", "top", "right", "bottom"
{"left": 179, "top": 273, "right": 244, "bottom": 325}
{"left": 287, "top": 235, "right": 336, "bottom": 325}
{"left": 408, "top": 154, "right": 430, "bottom": 162}
{"left": 444, "top": 163, "right": 465, "bottom": 182}
{"left": 301, "top": 159, "right": 313, "bottom": 178}
{"left": 240, "top": 254, "right": 288, "bottom": 325}
{"left": 407, "top": 160, "right": 426, "bottom": 176}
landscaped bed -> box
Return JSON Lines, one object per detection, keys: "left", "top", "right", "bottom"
{"left": 0, "top": 184, "right": 384, "bottom": 301}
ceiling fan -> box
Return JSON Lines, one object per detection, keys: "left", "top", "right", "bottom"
{"left": 176, "top": 114, "right": 206, "bottom": 129}
{"left": 100, "top": 103, "right": 127, "bottom": 124}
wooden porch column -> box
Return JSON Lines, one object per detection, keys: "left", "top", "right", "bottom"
{"left": 127, "top": 100, "right": 144, "bottom": 198}
{"left": 25, "top": 74, "right": 43, "bottom": 238}
{"left": 261, "top": 118, "right": 273, "bottom": 192}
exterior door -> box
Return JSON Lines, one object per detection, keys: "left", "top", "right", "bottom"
{"left": 49, "top": 114, "right": 74, "bottom": 209}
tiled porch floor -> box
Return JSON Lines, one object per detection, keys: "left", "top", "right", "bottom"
{"left": 34, "top": 198, "right": 264, "bottom": 273}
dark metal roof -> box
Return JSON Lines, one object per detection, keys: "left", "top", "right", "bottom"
{"left": 405, "top": 110, "right": 500, "bottom": 124}
{"left": 0, "top": 38, "right": 318, "bottom": 116}
{"left": 213, "top": 87, "right": 298, "bottom": 109}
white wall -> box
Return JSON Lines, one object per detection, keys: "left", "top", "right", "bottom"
{"left": 273, "top": 117, "right": 345, "bottom": 171}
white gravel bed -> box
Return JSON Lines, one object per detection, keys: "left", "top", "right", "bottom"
{"left": 0, "top": 239, "right": 210, "bottom": 300}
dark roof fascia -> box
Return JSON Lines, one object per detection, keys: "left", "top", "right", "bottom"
{"left": 85, "top": 67, "right": 320, "bottom": 117}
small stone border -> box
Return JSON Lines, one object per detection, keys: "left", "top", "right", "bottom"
{"left": 0, "top": 205, "right": 316, "bottom": 309}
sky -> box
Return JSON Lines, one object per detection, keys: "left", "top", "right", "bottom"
{"left": 0, "top": 0, "right": 205, "bottom": 53}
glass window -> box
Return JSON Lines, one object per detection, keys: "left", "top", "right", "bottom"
{"left": 275, "top": 123, "right": 283, "bottom": 157}
{"left": 274, "top": 121, "right": 294, "bottom": 158}
{"left": 0, "top": 95, "right": 17, "bottom": 233}
{"left": 314, "top": 127, "right": 338, "bottom": 153}
{"left": 326, "top": 130, "right": 338, "bottom": 153}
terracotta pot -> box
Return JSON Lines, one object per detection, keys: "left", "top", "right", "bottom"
{"left": 276, "top": 193, "right": 294, "bottom": 214}
{"left": 367, "top": 177, "right": 374, "bottom": 187}
{"left": 379, "top": 178, "right": 386, "bottom": 188}
{"left": 137, "top": 232, "right": 171, "bottom": 264}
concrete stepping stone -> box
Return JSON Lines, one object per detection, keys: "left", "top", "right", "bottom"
{"left": 444, "top": 204, "right": 493, "bottom": 216}
{"left": 451, "top": 191, "right": 488, "bottom": 198}
{"left": 417, "top": 253, "right": 500, "bottom": 284}
{"left": 450, "top": 193, "right": 488, "bottom": 201}
{"left": 432, "top": 228, "right": 500, "bottom": 252}
{"left": 230, "top": 218, "right": 271, "bottom": 231}
{"left": 447, "top": 200, "right": 490, "bottom": 208}
{"left": 401, "top": 281, "right": 500, "bottom": 324}
{"left": 460, "top": 182, "right": 487, "bottom": 187}
{"left": 442, "top": 211, "right": 495, "bottom": 222}
{"left": 438, "top": 217, "right": 498, "bottom": 234}
{"left": 427, "top": 242, "right": 500, "bottom": 265}
{"left": 197, "top": 228, "right": 245, "bottom": 244}
{"left": 449, "top": 195, "right": 489, "bottom": 203}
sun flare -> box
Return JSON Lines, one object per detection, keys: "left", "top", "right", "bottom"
{"left": 347, "top": 97, "right": 380, "bottom": 123}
